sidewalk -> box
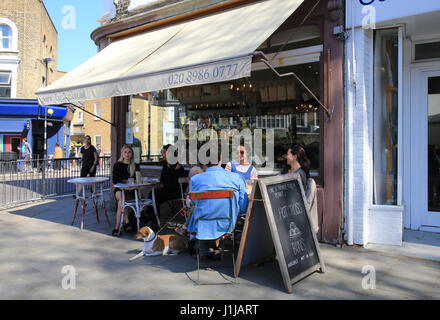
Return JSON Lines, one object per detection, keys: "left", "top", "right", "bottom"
{"left": 0, "top": 196, "right": 439, "bottom": 300}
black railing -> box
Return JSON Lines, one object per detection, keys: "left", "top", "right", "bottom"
{"left": 0, "top": 156, "right": 111, "bottom": 209}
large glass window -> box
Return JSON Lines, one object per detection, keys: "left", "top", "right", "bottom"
{"left": 373, "top": 29, "right": 399, "bottom": 205}
{"left": 0, "top": 24, "right": 12, "bottom": 50}
{"left": 131, "top": 61, "right": 321, "bottom": 174}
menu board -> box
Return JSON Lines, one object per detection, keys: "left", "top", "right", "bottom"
{"left": 236, "top": 173, "right": 325, "bottom": 293}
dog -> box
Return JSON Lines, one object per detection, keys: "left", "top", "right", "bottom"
{"left": 129, "top": 226, "right": 187, "bottom": 261}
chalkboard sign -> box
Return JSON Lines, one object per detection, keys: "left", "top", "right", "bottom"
{"left": 236, "top": 173, "right": 325, "bottom": 293}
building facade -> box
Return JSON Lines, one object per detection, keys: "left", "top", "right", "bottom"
{"left": 345, "top": 0, "right": 440, "bottom": 246}
{"left": 87, "top": 0, "right": 345, "bottom": 244}
{"left": 0, "top": 0, "right": 70, "bottom": 158}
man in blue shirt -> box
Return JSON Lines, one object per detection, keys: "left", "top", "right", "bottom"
{"left": 187, "top": 143, "right": 249, "bottom": 259}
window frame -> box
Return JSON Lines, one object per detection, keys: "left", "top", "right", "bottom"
{"left": 412, "top": 39, "right": 440, "bottom": 63}
{"left": 0, "top": 19, "right": 18, "bottom": 53}
{"left": 94, "top": 102, "right": 102, "bottom": 120}
{"left": 371, "top": 26, "right": 404, "bottom": 207}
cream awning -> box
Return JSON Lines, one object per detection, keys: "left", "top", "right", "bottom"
{"left": 36, "top": 0, "right": 304, "bottom": 105}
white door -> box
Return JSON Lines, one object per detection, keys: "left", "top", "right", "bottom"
{"left": 411, "top": 67, "right": 440, "bottom": 232}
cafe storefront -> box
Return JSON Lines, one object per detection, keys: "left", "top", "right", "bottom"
{"left": 37, "top": 0, "right": 345, "bottom": 244}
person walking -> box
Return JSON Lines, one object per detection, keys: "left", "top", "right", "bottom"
{"left": 22, "top": 138, "right": 32, "bottom": 172}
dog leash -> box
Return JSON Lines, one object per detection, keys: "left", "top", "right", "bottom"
{"left": 144, "top": 206, "right": 187, "bottom": 243}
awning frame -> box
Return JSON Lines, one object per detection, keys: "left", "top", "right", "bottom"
{"left": 253, "top": 51, "right": 333, "bottom": 120}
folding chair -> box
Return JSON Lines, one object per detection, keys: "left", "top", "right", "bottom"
{"left": 188, "top": 189, "right": 238, "bottom": 285}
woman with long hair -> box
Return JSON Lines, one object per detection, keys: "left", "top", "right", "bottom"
{"left": 112, "top": 144, "right": 141, "bottom": 236}
{"left": 281, "top": 144, "right": 311, "bottom": 194}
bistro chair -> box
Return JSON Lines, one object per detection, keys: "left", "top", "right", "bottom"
{"left": 188, "top": 189, "right": 238, "bottom": 285}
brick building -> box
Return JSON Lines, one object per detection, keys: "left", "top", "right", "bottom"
{"left": 0, "top": 0, "right": 70, "bottom": 159}
{"left": 0, "top": 0, "right": 65, "bottom": 98}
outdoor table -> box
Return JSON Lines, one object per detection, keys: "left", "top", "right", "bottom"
{"left": 114, "top": 178, "right": 160, "bottom": 233}
{"left": 67, "top": 177, "right": 111, "bottom": 230}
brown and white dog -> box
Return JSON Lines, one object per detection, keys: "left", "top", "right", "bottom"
{"left": 129, "top": 226, "right": 187, "bottom": 261}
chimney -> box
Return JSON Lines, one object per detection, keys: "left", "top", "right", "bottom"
{"left": 115, "top": 0, "right": 131, "bottom": 16}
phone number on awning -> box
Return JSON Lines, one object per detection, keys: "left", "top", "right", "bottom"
{"left": 168, "top": 63, "right": 239, "bottom": 87}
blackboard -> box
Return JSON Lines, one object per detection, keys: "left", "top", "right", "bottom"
{"left": 236, "top": 173, "right": 325, "bottom": 293}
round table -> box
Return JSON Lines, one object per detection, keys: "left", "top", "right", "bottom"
{"left": 68, "top": 177, "right": 111, "bottom": 230}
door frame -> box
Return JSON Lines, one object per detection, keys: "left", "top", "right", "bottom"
{"left": 409, "top": 62, "right": 440, "bottom": 231}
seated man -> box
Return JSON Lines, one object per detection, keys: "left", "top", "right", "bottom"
{"left": 187, "top": 143, "right": 249, "bottom": 260}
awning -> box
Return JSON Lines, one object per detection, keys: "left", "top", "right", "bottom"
{"left": 36, "top": 0, "right": 304, "bottom": 106}
{"left": 0, "top": 119, "right": 27, "bottom": 134}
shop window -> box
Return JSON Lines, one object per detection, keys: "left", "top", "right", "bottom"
{"left": 132, "top": 62, "right": 321, "bottom": 173}
{"left": 0, "top": 71, "right": 11, "bottom": 98}
{"left": 373, "top": 29, "right": 399, "bottom": 205}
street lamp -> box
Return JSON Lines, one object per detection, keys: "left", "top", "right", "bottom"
{"left": 42, "top": 57, "right": 54, "bottom": 200}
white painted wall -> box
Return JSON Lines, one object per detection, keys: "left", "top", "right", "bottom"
{"left": 345, "top": 27, "right": 374, "bottom": 245}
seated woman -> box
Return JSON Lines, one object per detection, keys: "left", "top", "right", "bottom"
{"left": 225, "top": 144, "right": 258, "bottom": 184}
{"left": 281, "top": 144, "right": 310, "bottom": 194}
{"left": 143, "top": 144, "right": 187, "bottom": 229}
{"left": 112, "top": 144, "right": 141, "bottom": 237}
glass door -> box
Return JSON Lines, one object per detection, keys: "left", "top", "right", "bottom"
{"left": 411, "top": 69, "right": 440, "bottom": 231}
{"left": 428, "top": 76, "right": 440, "bottom": 215}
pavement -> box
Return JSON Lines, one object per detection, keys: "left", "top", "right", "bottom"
{"left": 0, "top": 195, "right": 440, "bottom": 300}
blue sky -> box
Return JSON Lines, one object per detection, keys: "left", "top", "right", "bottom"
{"left": 43, "top": 0, "right": 115, "bottom": 72}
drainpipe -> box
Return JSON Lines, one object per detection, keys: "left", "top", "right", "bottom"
{"left": 346, "top": 0, "right": 357, "bottom": 246}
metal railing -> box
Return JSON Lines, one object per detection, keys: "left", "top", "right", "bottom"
{"left": 0, "top": 156, "right": 111, "bottom": 209}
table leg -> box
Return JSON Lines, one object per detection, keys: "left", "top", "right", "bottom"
{"left": 118, "top": 191, "right": 126, "bottom": 236}
{"left": 135, "top": 190, "right": 140, "bottom": 232}
{"left": 81, "top": 199, "right": 87, "bottom": 231}
{"left": 72, "top": 198, "right": 79, "bottom": 225}
{"left": 102, "top": 200, "right": 111, "bottom": 226}
{"left": 93, "top": 197, "right": 100, "bottom": 222}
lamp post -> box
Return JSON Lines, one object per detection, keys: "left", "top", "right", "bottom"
{"left": 42, "top": 57, "right": 54, "bottom": 200}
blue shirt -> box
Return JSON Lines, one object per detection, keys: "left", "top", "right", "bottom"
{"left": 188, "top": 166, "right": 249, "bottom": 240}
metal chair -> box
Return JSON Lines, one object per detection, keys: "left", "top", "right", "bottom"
{"left": 119, "top": 185, "right": 160, "bottom": 234}
{"left": 188, "top": 189, "right": 237, "bottom": 285}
